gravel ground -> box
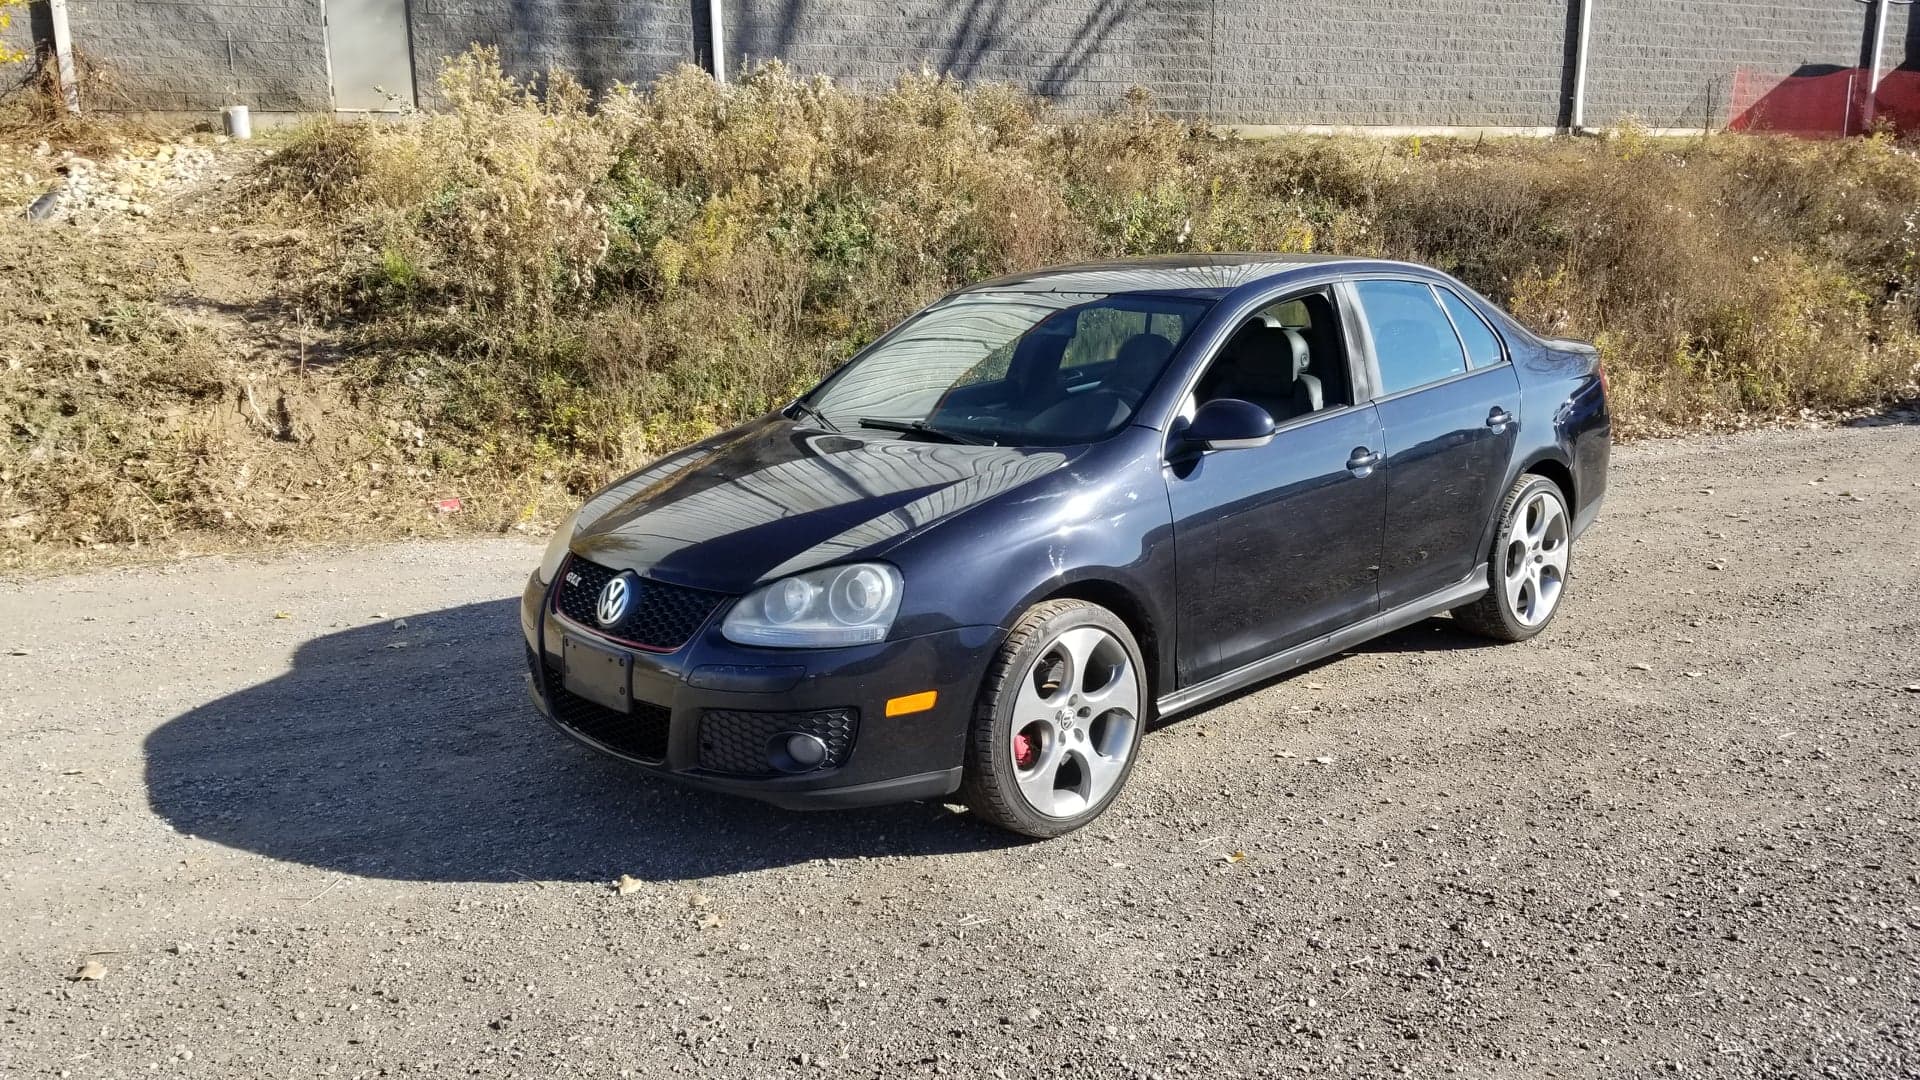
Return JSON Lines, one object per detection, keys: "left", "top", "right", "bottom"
{"left": 2, "top": 420, "right": 1918, "bottom": 1079}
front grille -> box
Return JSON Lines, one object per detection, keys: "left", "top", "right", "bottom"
{"left": 698, "top": 708, "right": 858, "bottom": 777}
{"left": 553, "top": 555, "right": 725, "bottom": 651}
{"left": 533, "top": 650, "right": 671, "bottom": 763}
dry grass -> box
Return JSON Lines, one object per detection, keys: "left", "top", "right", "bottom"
{"left": 4, "top": 50, "right": 1918, "bottom": 570}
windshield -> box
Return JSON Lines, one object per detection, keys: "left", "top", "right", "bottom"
{"left": 799, "top": 291, "right": 1214, "bottom": 446}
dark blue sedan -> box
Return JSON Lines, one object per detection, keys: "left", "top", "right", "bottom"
{"left": 523, "top": 255, "right": 1610, "bottom": 836}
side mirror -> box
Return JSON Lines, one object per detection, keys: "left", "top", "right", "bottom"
{"left": 1181, "top": 398, "right": 1276, "bottom": 452}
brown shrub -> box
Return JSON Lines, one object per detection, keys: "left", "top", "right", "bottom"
{"left": 237, "top": 58, "right": 1920, "bottom": 487}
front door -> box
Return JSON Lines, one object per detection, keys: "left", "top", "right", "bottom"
{"left": 1165, "top": 289, "right": 1387, "bottom": 687}
{"left": 325, "top": 0, "right": 417, "bottom": 111}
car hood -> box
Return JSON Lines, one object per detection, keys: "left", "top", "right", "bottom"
{"left": 569, "top": 416, "right": 1077, "bottom": 594}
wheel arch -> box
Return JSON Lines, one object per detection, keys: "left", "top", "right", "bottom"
{"left": 1519, "top": 454, "right": 1576, "bottom": 510}
{"left": 1031, "top": 578, "right": 1165, "bottom": 710}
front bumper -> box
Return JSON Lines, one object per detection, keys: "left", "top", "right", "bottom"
{"left": 520, "top": 572, "right": 999, "bottom": 809}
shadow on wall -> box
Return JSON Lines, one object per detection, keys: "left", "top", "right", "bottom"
{"left": 142, "top": 599, "right": 1010, "bottom": 885}
{"left": 749, "top": 0, "right": 1134, "bottom": 94}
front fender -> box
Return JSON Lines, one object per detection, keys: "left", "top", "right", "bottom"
{"left": 882, "top": 428, "right": 1180, "bottom": 696}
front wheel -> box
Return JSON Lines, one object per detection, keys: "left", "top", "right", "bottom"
{"left": 961, "top": 600, "right": 1147, "bottom": 838}
{"left": 1452, "top": 474, "right": 1573, "bottom": 642}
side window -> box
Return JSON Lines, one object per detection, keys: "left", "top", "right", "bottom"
{"left": 1353, "top": 280, "right": 1467, "bottom": 396}
{"left": 1189, "top": 289, "right": 1353, "bottom": 423}
{"left": 1436, "top": 288, "right": 1504, "bottom": 369}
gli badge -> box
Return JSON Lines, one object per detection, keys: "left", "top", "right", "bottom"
{"left": 596, "top": 574, "right": 633, "bottom": 627}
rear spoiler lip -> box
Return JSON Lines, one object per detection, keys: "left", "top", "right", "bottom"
{"left": 1541, "top": 337, "right": 1599, "bottom": 356}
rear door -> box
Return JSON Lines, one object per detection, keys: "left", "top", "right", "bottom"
{"left": 1347, "top": 279, "right": 1522, "bottom": 610}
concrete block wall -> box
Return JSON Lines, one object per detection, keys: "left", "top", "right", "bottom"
{"left": 63, "top": 0, "right": 331, "bottom": 112}
{"left": 409, "top": 0, "right": 695, "bottom": 104}
{"left": 26, "top": 0, "right": 1918, "bottom": 130}
{"left": 1583, "top": 0, "right": 1903, "bottom": 129}
{"left": 1, "top": 5, "right": 32, "bottom": 65}
{"left": 721, "top": 0, "right": 1575, "bottom": 128}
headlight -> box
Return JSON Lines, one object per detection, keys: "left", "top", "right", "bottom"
{"left": 536, "top": 507, "right": 583, "bottom": 584}
{"left": 722, "top": 563, "right": 903, "bottom": 647}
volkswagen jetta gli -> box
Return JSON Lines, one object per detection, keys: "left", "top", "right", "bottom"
{"left": 523, "top": 255, "right": 1610, "bottom": 837}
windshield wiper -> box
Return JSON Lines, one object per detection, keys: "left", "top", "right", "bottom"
{"left": 857, "top": 417, "right": 993, "bottom": 446}
{"left": 788, "top": 399, "right": 840, "bottom": 433}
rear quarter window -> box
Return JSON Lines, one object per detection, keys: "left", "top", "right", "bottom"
{"left": 1437, "top": 288, "right": 1505, "bottom": 370}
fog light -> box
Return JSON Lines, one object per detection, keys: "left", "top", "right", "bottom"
{"left": 768, "top": 731, "right": 830, "bottom": 773}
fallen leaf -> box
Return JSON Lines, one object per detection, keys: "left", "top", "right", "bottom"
{"left": 1683, "top": 671, "right": 1705, "bottom": 678}
{"left": 273, "top": 610, "right": 292, "bottom": 619}
{"left": 1312, "top": 755, "right": 1332, "bottom": 764}
{"left": 1629, "top": 662, "right": 1652, "bottom": 671}
{"left": 72, "top": 960, "right": 106, "bottom": 981}
{"left": 385, "top": 641, "right": 408, "bottom": 650}
{"left": 614, "top": 874, "right": 642, "bottom": 897}
{"left": 393, "top": 618, "right": 409, "bottom": 630}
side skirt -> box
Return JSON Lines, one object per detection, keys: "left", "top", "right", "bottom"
{"left": 1154, "top": 565, "right": 1491, "bottom": 718}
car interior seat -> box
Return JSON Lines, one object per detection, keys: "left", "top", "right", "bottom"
{"left": 1204, "top": 323, "right": 1322, "bottom": 421}
{"left": 1027, "top": 332, "right": 1174, "bottom": 439}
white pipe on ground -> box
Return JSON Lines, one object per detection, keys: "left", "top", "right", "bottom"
{"left": 708, "top": 0, "right": 726, "bottom": 82}
{"left": 1569, "top": 0, "right": 1593, "bottom": 132}
{"left": 47, "top": 0, "right": 80, "bottom": 115}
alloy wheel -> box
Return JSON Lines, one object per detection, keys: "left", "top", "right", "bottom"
{"left": 1502, "top": 488, "right": 1569, "bottom": 626}
{"left": 1008, "top": 625, "right": 1141, "bottom": 818}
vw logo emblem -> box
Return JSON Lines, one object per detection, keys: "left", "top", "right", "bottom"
{"left": 595, "top": 575, "right": 632, "bottom": 627}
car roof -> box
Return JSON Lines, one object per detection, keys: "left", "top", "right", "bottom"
{"left": 959, "top": 254, "right": 1438, "bottom": 300}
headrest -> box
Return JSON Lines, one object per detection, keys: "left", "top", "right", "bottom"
{"left": 1279, "top": 328, "right": 1311, "bottom": 379}
{"left": 1008, "top": 324, "right": 1072, "bottom": 391}
{"left": 1013, "top": 324, "right": 1071, "bottom": 369}
{"left": 1224, "top": 326, "right": 1307, "bottom": 392}
{"left": 1111, "top": 333, "right": 1174, "bottom": 390}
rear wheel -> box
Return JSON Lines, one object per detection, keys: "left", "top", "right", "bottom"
{"left": 1452, "top": 474, "right": 1572, "bottom": 642}
{"left": 962, "top": 600, "right": 1147, "bottom": 838}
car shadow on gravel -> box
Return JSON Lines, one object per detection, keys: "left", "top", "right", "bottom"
{"left": 143, "top": 600, "right": 1015, "bottom": 885}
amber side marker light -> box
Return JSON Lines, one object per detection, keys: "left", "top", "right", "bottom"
{"left": 885, "top": 690, "right": 938, "bottom": 717}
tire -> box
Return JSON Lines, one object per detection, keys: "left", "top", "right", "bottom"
{"left": 961, "top": 599, "right": 1148, "bottom": 838}
{"left": 1452, "top": 473, "right": 1574, "bottom": 642}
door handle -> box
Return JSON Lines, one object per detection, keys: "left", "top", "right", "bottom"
{"left": 1347, "top": 447, "right": 1382, "bottom": 477}
{"left": 1486, "top": 407, "right": 1515, "bottom": 431}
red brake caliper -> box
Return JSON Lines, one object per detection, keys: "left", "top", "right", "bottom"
{"left": 1012, "top": 731, "right": 1038, "bottom": 769}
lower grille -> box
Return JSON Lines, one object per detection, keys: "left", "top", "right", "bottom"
{"left": 698, "top": 708, "right": 858, "bottom": 777}
{"left": 533, "top": 651, "right": 671, "bottom": 763}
